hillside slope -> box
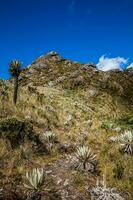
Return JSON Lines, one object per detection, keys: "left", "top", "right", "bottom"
{"left": 0, "top": 52, "right": 133, "bottom": 200}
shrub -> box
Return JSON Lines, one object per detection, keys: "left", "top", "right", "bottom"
{"left": 0, "top": 118, "right": 33, "bottom": 148}
{"left": 0, "top": 118, "right": 47, "bottom": 154}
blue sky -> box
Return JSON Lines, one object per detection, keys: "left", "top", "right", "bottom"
{"left": 0, "top": 0, "right": 133, "bottom": 78}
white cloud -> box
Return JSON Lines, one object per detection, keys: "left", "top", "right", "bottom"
{"left": 127, "top": 62, "right": 133, "bottom": 69}
{"left": 96, "top": 55, "right": 128, "bottom": 71}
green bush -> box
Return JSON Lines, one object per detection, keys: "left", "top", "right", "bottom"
{"left": 0, "top": 118, "right": 33, "bottom": 148}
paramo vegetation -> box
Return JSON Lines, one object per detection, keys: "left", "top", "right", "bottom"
{"left": 0, "top": 52, "right": 133, "bottom": 200}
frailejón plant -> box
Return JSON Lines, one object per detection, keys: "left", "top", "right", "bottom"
{"left": 110, "top": 130, "right": 133, "bottom": 155}
{"left": 75, "top": 146, "right": 96, "bottom": 170}
{"left": 9, "top": 60, "right": 22, "bottom": 104}
{"left": 43, "top": 131, "right": 57, "bottom": 143}
{"left": 24, "top": 168, "right": 45, "bottom": 190}
{"left": 89, "top": 174, "right": 124, "bottom": 200}
{"left": 42, "top": 131, "right": 57, "bottom": 152}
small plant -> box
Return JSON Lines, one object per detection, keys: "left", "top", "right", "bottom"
{"left": 110, "top": 130, "right": 133, "bottom": 155}
{"left": 89, "top": 174, "right": 124, "bottom": 200}
{"left": 43, "top": 131, "right": 57, "bottom": 143}
{"left": 24, "top": 168, "right": 45, "bottom": 200}
{"left": 24, "top": 168, "right": 45, "bottom": 190}
{"left": 75, "top": 146, "right": 97, "bottom": 170}
{"left": 42, "top": 131, "right": 57, "bottom": 152}
{"left": 119, "top": 130, "right": 133, "bottom": 154}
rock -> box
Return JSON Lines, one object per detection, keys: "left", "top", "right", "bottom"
{"left": 81, "top": 63, "right": 96, "bottom": 70}
{"left": 48, "top": 76, "right": 67, "bottom": 87}
{"left": 63, "top": 179, "right": 69, "bottom": 186}
{"left": 45, "top": 51, "right": 63, "bottom": 62}
{"left": 86, "top": 119, "right": 93, "bottom": 127}
{"left": 59, "top": 142, "right": 74, "bottom": 153}
{"left": 56, "top": 178, "right": 63, "bottom": 185}
{"left": 73, "top": 76, "right": 84, "bottom": 87}
{"left": 88, "top": 89, "right": 99, "bottom": 97}
{"left": 45, "top": 170, "right": 52, "bottom": 174}
{"left": 64, "top": 60, "right": 73, "bottom": 67}
{"left": 48, "top": 81, "right": 55, "bottom": 87}
{"left": 64, "top": 114, "right": 73, "bottom": 126}
{"left": 113, "top": 127, "right": 121, "bottom": 132}
{"left": 55, "top": 76, "right": 67, "bottom": 84}
{"left": 32, "top": 62, "right": 48, "bottom": 69}
{"left": 47, "top": 51, "right": 59, "bottom": 56}
{"left": 69, "top": 75, "right": 85, "bottom": 89}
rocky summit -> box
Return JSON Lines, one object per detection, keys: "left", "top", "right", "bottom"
{"left": 0, "top": 52, "right": 133, "bottom": 200}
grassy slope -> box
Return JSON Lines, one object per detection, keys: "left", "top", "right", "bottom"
{"left": 0, "top": 53, "right": 133, "bottom": 199}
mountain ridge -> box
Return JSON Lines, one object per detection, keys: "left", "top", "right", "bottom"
{"left": 0, "top": 52, "right": 133, "bottom": 200}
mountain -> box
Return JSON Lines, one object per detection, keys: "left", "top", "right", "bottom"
{"left": 0, "top": 52, "right": 133, "bottom": 200}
